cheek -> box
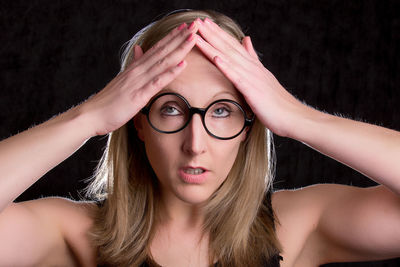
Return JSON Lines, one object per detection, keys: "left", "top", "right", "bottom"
{"left": 214, "top": 139, "right": 243, "bottom": 180}
{"left": 142, "top": 127, "right": 180, "bottom": 179}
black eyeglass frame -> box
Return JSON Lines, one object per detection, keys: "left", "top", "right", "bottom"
{"left": 140, "top": 92, "right": 254, "bottom": 140}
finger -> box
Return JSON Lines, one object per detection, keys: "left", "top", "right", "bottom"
{"left": 134, "top": 60, "right": 187, "bottom": 103}
{"left": 196, "top": 33, "right": 255, "bottom": 91}
{"left": 128, "top": 31, "right": 197, "bottom": 92}
{"left": 125, "top": 22, "right": 187, "bottom": 71}
{"left": 213, "top": 55, "right": 251, "bottom": 95}
{"left": 195, "top": 34, "right": 223, "bottom": 63}
{"left": 241, "top": 36, "right": 258, "bottom": 60}
{"left": 139, "top": 21, "right": 199, "bottom": 71}
{"left": 145, "top": 32, "right": 197, "bottom": 79}
{"left": 134, "top": 45, "right": 144, "bottom": 60}
{"left": 196, "top": 33, "right": 255, "bottom": 68}
{"left": 123, "top": 21, "right": 198, "bottom": 88}
{"left": 134, "top": 22, "right": 187, "bottom": 64}
{"left": 196, "top": 32, "right": 253, "bottom": 94}
{"left": 198, "top": 18, "right": 252, "bottom": 61}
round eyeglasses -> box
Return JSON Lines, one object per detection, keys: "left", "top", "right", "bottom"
{"left": 141, "top": 92, "right": 254, "bottom": 140}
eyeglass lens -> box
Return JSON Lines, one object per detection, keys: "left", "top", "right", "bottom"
{"left": 147, "top": 94, "right": 246, "bottom": 139}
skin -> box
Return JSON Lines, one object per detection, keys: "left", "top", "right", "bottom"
{"left": 0, "top": 18, "right": 400, "bottom": 267}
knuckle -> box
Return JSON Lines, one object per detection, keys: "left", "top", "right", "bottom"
{"left": 156, "top": 58, "right": 166, "bottom": 67}
{"left": 178, "top": 43, "right": 187, "bottom": 52}
{"left": 151, "top": 76, "right": 162, "bottom": 88}
{"left": 174, "top": 44, "right": 189, "bottom": 57}
{"left": 179, "top": 28, "right": 188, "bottom": 37}
{"left": 157, "top": 45, "right": 169, "bottom": 56}
{"left": 168, "top": 67, "right": 178, "bottom": 75}
{"left": 151, "top": 58, "right": 169, "bottom": 72}
{"left": 131, "top": 88, "right": 145, "bottom": 103}
{"left": 152, "top": 42, "right": 162, "bottom": 51}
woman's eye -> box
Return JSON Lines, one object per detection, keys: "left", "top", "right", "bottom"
{"left": 212, "top": 107, "right": 231, "bottom": 118}
{"left": 161, "top": 106, "right": 181, "bottom": 116}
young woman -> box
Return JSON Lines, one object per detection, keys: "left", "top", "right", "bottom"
{"left": 0, "top": 9, "right": 399, "bottom": 267}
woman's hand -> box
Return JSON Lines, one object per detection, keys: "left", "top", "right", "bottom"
{"left": 79, "top": 22, "right": 199, "bottom": 136}
{"left": 195, "top": 18, "right": 309, "bottom": 137}
{"left": 196, "top": 18, "right": 400, "bottom": 194}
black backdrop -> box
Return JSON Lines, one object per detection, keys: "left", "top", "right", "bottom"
{"left": 1, "top": 0, "right": 399, "bottom": 266}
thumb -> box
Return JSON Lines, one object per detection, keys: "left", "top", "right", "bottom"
{"left": 134, "top": 44, "right": 144, "bottom": 60}
{"left": 242, "top": 36, "right": 258, "bottom": 59}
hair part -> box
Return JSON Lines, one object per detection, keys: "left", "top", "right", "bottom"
{"left": 85, "top": 9, "right": 281, "bottom": 266}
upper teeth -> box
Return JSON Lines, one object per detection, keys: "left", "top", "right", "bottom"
{"left": 184, "top": 168, "right": 204, "bottom": 174}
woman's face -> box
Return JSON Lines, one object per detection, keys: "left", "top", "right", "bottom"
{"left": 137, "top": 48, "right": 247, "bottom": 205}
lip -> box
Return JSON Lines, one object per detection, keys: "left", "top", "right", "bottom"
{"left": 178, "top": 166, "right": 209, "bottom": 184}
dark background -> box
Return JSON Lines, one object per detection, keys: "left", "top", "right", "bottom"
{"left": 1, "top": 0, "right": 399, "bottom": 266}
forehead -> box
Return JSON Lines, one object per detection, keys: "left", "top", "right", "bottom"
{"left": 161, "top": 47, "right": 241, "bottom": 104}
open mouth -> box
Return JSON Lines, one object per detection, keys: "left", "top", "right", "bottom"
{"left": 183, "top": 168, "right": 205, "bottom": 175}
{"left": 179, "top": 166, "right": 209, "bottom": 184}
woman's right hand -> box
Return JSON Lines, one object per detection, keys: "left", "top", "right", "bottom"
{"left": 0, "top": 21, "right": 200, "bottom": 213}
{"left": 79, "top": 21, "right": 199, "bottom": 136}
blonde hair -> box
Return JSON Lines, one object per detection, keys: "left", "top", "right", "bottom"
{"left": 85, "top": 9, "right": 281, "bottom": 266}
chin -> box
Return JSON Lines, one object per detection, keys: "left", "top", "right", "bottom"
{"left": 175, "top": 187, "right": 214, "bottom": 205}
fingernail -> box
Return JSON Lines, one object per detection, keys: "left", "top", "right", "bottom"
{"left": 186, "top": 33, "right": 194, "bottom": 42}
{"left": 204, "top": 17, "right": 212, "bottom": 24}
{"left": 188, "top": 21, "right": 195, "bottom": 30}
{"left": 178, "top": 23, "right": 187, "bottom": 30}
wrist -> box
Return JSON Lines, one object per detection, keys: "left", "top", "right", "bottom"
{"left": 284, "top": 104, "right": 330, "bottom": 142}
{"left": 60, "top": 105, "right": 98, "bottom": 140}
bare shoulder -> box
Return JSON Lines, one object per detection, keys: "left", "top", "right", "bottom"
{"left": 270, "top": 184, "right": 363, "bottom": 266}
{"left": 33, "top": 197, "right": 98, "bottom": 266}
{"left": 271, "top": 183, "right": 359, "bottom": 214}
{"left": 271, "top": 183, "right": 388, "bottom": 222}
{"left": 30, "top": 196, "right": 97, "bottom": 230}
{"left": 0, "top": 197, "right": 97, "bottom": 266}
{"left": 24, "top": 196, "right": 96, "bottom": 221}
{"left": 271, "top": 184, "right": 400, "bottom": 266}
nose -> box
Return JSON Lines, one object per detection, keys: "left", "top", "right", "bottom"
{"left": 181, "top": 113, "right": 208, "bottom": 155}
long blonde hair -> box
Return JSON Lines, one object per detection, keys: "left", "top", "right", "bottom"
{"left": 85, "top": 9, "right": 281, "bottom": 266}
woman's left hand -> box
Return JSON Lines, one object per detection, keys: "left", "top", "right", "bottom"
{"left": 195, "top": 18, "right": 400, "bottom": 195}
{"left": 194, "top": 18, "right": 310, "bottom": 137}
